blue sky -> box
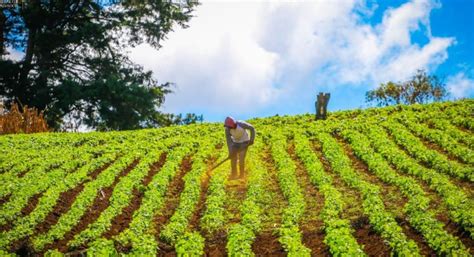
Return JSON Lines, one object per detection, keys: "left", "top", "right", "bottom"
{"left": 8, "top": 0, "right": 473, "bottom": 122}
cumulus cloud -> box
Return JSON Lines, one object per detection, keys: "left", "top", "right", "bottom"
{"left": 446, "top": 72, "right": 474, "bottom": 99}
{"left": 129, "top": 0, "right": 455, "bottom": 119}
{"left": 5, "top": 47, "right": 24, "bottom": 62}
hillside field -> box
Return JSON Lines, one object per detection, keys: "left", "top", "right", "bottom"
{"left": 0, "top": 100, "right": 473, "bottom": 256}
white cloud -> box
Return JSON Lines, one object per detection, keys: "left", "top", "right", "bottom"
{"left": 5, "top": 47, "right": 24, "bottom": 62}
{"left": 446, "top": 72, "right": 474, "bottom": 99}
{"left": 129, "top": 0, "right": 455, "bottom": 119}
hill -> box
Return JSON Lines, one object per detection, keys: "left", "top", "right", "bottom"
{"left": 0, "top": 100, "right": 473, "bottom": 256}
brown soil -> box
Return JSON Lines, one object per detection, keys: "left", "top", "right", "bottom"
{"left": 436, "top": 213, "right": 474, "bottom": 255}
{"left": 313, "top": 140, "right": 391, "bottom": 256}
{"left": 251, "top": 150, "right": 286, "bottom": 255}
{"left": 395, "top": 216, "right": 436, "bottom": 256}
{"left": 153, "top": 156, "right": 193, "bottom": 255}
{"left": 188, "top": 157, "right": 214, "bottom": 231}
{"left": 351, "top": 216, "right": 391, "bottom": 257}
{"left": 287, "top": 143, "right": 328, "bottom": 255}
{"left": 21, "top": 193, "right": 43, "bottom": 217}
{"left": 104, "top": 153, "right": 167, "bottom": 239}
{"left": 311, "top": 141, "right": 362, "bottom": 220}
{"left": 418, "top": 136, "right": 465, "bottom": 163}
{"left": 204, "top": 231, "right": 227, "bottom": 257}
{"left": 0, "top": 189, "right": 42, "bottom": 233}
{"left": 383, "top": 127, "right": 473, "bottom": 193}
{"left": 335, "top": 136, "right": 441, "bottom": 255}
{"left": 0, "top": 194, "right": 10, "bottom": 208}
{"left": 18, "top": 168, "right": 30, "bottom": 178}
{"left": 302, "top": 226, "right": 330, "bottom": 257}
{"left": 190, "top": 156, "right": 230, "bottom": 256}
{"left": 252, "top": 232, "right": 286, "bottom": 256}
{"left": 201, "top": 159, "right": 249, "bottom": 256}
{"left": 336, "top": 135, "right": 406, "bottom": 217}
{"left": 33, "top": 160, "right": 116, "bottom": 236}
{"left": 39, "top": 159, "right": 140, "bottom": 254}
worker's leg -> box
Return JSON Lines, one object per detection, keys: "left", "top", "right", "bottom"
{"left": 238, "top": 146, "right": 247, "bottom": 178}
{"left": 229, "top": 148, "right": 238, "bottom": 179}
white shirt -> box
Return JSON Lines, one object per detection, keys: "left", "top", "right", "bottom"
{"left": 229, "top": 124, "right": 250, "bottom": 143}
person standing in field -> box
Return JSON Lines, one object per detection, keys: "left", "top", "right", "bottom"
{"left": 224, "top": 116, "right": 255, "bottom": 180}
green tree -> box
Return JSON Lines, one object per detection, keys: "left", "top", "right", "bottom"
{"left": 366, "top": 69, "right": 447, "bottom": 106}
{"left": 0, "top": 0, "right": 198, "bottom": 130}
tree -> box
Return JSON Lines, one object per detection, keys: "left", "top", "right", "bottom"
{"left": 366, "top": 69, "right": 447, "bottom": 106}
{"left": 0, "top": 0, "right": 198, "bottom": 130}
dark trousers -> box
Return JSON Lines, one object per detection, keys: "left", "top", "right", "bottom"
{"left": 229, "top": 142, "right": 248, "bottom": 176}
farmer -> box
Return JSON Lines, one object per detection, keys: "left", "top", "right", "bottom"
{"left": 224, "top": 116, "right": 255, "bottom": 180}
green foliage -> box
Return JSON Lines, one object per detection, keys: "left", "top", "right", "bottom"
{"left": 292, "top": 132, "right": 365, "bottom": 256}
{"left": 226, "top": 141, "right": 267, "bottom": 256}
{"left": 341, "top": 128, "right": 470, "bottom": 256}
{"left": 0, "top": 0, "right": 198, "bottom": 130}
{"left": 268, "top": 132, "right": 310, "bottom": 256}
{"left": 0, "top": 99, "right": 472, "bottom": 256}
{"left": 366, "top": 69, "right": 447, "bottom": 106}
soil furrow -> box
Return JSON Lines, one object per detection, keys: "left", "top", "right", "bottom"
{"left": 0, "top": 194, "right": 10, "bottom": 208}
{"left": 154, "top": 156, "right": 193, "bottom": 256}
{"left": 41, "top": 159, "right": 140, "bottom": 253}
{"left": 103, "top": 153, "right": 167, "bottom": 239}
{"left": 34, "top": 159, "right": 117, "bottom": 236}
{"left": 287, "top": 143, "right": 329, "bottom": 256}
{"left": 251, "top": 150, "right": 285, "bottom": 256}
{"left": 436, "top": 214, "right": 474, "bottom": 255}
{"left": 188, "top": 156, "right": 215, "bottom": 231}
{"left": 312, "top": 140, "right": 391, "bottom": 257}
{"left": 395, "top": 216, "right": 436, "bottom": 256}
{"left": 383, "top": 127, "right": 472, "bottom": 192}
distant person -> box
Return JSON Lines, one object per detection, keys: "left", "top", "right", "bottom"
{"left": 224, "top": 116, "right": 255, "bottom": 180}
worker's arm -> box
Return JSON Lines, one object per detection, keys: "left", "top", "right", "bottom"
{"left": 238, "top": 121, "right": 255, "bottom": 145}
{"left": 225, "top": 127, "right": 234, "bottom": 152}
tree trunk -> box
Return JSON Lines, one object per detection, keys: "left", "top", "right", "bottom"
{"left": 16, "top": 26, "right": 37, "bottom": 106}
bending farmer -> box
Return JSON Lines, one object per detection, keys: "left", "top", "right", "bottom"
{"left": 224, "top": 116, "right": 255, "bottom": 180}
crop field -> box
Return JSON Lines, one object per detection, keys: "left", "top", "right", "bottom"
{"left": 0, "top": 100, "right": 473, "bottom": 256}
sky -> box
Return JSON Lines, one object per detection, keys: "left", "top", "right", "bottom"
{"left": 7, "top": 0, "right": 474, "bottom": 122}
{"left": 128, "top": 0, "right": 474, "bottom": 122}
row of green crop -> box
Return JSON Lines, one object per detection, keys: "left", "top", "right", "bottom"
{"left": 34, "top": 125, "right": 219, "bottom": 254}
{"left": 315, "top": 131, "right": 421, "bottom": 256}
{"left": 226, "top": 141, "right": 268, "bottom": 256}
{"left": 199, "top": 152, "right": 229, "bottom": 235}
{"left": 268, "top": 131, "right": 310, "bottom": 256}
{"left": 113, "top": 145, "right": 193, "bottom": 255}
{"left": 159, "top": 139, "right": 218, "bottom": 255}
{"left": 0, "top": 143, "right": 112, "bottom": 227}
{"left": 292, "top": 131, "right": 365, "bottom": 256}
{"left": 31, "top": 153, "right": 142, "bottom": 251}
{"left": 0, "top": 138, "right": 106, "bottom": 198}
{"left": 395, "top": 114, "right": 473, "bottom": 165}
{"left": 340, "top": 127, "right": 470, "bottom": 256}
{"left": 426, "top": 117, "right": 474, "bottom": 149}
{"left": 382, "top": 120, "right": 473, "bottom": 182}
{"left": 399, "top": 102, "right": 474, "bottom": 149}
{"left": 0, "top": 148, "right": 121, "bottom": 250}
{"left": 112, "top": 127, "right": 222, "bottom": 256}
{"left": 67, "top": 141, "right": 170, "bottom": 248}
{"left": 357, "top": 123, "right": 474, "bottom": 238}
